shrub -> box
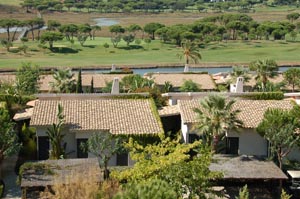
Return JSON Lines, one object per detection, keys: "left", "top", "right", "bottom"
{"left": 235, "top": 185, "right": 249, "bottom": 199}
{"left": 240, "top": 92, "right": 284, "bottom": 100}
{"left": 114, "top": 179, "right": 177, "bottom": 199}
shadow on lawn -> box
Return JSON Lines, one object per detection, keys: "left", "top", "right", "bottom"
{"left": 118, "top": 45, "right": 144, "bottom": 50}
{"left": 50, "top": 47, "right": 80, "bottom": 54}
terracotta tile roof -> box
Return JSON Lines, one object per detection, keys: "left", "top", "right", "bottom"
{"left": 158, "top": 105, "right": 180, "bottom": 117}
{"left": 30, "top": 99, "right": 163, "bottom": 135}
{"left": 145, "top": 73, "right": 216, "bottom": 90}
{"left": 179, "top": 99, "right": 294, "bottom": 128}
{"left": 13, "top": 108, "right": 33, "bottom": 121}
{"left": 81, "top": 74, "right": 127, "bottom": 89}
{"left": 0, "top": 74, "right": 129, "bottom": 92}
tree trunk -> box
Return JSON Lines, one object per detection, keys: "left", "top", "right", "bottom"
{"left": 6, "top": 27, "right": 10, "bottom": 42}
{"left": 213, "top": 135, "right": 219, "bottom": 153}
{"left": 31, "top": 28, "right": 35, "bottom": 41}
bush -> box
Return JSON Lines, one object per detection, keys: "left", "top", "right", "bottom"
{"left": 240, "top": 92, "right": 284, "bottom": 100}
{"left": 114, "top": 179, "right": 177, "bottom": 199}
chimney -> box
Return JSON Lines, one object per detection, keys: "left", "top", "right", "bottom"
{"left": 230, "top": 76, "right": 244, "bottom": 93}
{"left": 111, "top": 77, "right": 119, "bottom": 94}
{"left": 111, "top": 64, "right": 116, "bottom": 72}
{"left": 184, "top": 64, "right": 189, "bottom": 73}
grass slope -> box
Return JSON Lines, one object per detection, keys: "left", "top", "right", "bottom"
{"left": 1, "top": 37, "right": 300, "bottom": 69}
{"left": 0, "top": 0, "right": 21, "bottom": 6}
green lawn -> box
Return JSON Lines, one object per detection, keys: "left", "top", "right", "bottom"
{"left": 0, "top": 0, "right": 22, "bottom": 6}
{"left": 1, "top": 37, "right": 300, "bottom": 69}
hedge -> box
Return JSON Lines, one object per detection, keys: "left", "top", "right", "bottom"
{"left": 239, "top": 92, "right": 284, "bottom": 100}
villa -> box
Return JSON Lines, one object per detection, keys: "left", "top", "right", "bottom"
{"left": 30, "top": 94, "right": 163, "bottom": 165}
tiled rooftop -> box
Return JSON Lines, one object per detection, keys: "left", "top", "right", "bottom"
{"left": 179, "top": 99, "right": 294, "bottom": 128}
{"left": 30, "top": 98, "right": 163, "bottom": 135}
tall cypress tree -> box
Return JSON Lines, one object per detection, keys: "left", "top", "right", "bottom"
{"left": 76, "top": 68, "right": 83, "bottom": 93}
{"left": 90, "top": 77, "right": 94, "bottom": 93}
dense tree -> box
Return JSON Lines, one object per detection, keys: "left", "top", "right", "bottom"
{"left": 143, "top": 23, "right": 165, "bottom": 40}
{"left": 26, "top": 18, "right": 44, "bottom": 41}
{"left": 76, "top": 68, "right": 83, "bottom": 93}
{"left": 46, "top": 104, "right": 65, "bottom": 159}
{"left": 249, "top": 59, "right": 279, "bottom": 91}
{"left": 194, "top": 95, "right": 243, "bottom": 151}
{"left": 91, "top": 25, "right": 101, "bottom": 40}
{"left": 257, "top": 107, "right": 300, "bottom": 169}
{"left": 179, "top": 80, "right": 201, "bottom": 92}
{"left": 59, "top": 24, "right": 78, "bottom": 40}
{"left": 81, "top": 132, "right": 123, "bottom": 178}
{"left": 0, "top": 19, "right": 20, "bottom": 42}
{"left": 15, "top": 63, "right": 40, "bottom": 95}
{"left": 127, "top": 24, "right": 142, "bottom": 36}
{"left": 283, "top": 68, "right": 300, "bottom": 92}
{"left": 109, "top": 25, "right": 125, "bottom": 48}
{"left": 113, "top": 136, "right": 222, "bottom": 198}
{"left": 47, "top": 20, "right": 61, "bottom": 31}
{"left": 287, "top": 13, "right": 300, "bottom": 23}
{"left": 40, "top": 31, "right": 64, "bottom": 49}
{"left": 50, "top": 68, "right": 76, "bottom": 93}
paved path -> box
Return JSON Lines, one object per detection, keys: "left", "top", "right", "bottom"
{"left": 1, "top": 156, "right": 21, "bottom": 199}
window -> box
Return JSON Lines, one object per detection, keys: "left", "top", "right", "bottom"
{"left": 77, "top": 139, "right": 88, "bottom": 158}
{"left": 38, "top": 136, "right": 49, "bottom": 160}
{"left": 117, "top": 152, "right": 128, "bottom": 166}
{"left": 226, "top": 137, "right": 239, "bottom": 155}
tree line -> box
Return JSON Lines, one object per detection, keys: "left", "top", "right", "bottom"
{"left": 20, "top": 0, "right": 300, "bottom": 14}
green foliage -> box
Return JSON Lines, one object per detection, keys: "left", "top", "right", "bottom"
{"left": 0, "top": 106, "right": 21, "bottom": 163}
{"left": 114, "top": 179, "right": 177, "bottom": 199}
{"left": 178, "top": 40, "right": 202, "bottom": 65}
{"left": 281, "top": 189, "right": 292, "bottom": 199}
{"left": 90, "top": 77, "right": 94, "bottom": 93}
{"left": 257, "top": 107, "right": 300, "bottom": 169}
{"left": 230, "top": 65, "right": 250, "bottom": 83}
{"left": 249, "top": 59, "right": 279, "bottom": 90}
{"left": 46, "top": 104, "right": 65, "bottom": 160}
{"left": 112, "top": 136, "right": 222, "bottom": 198}
{"left": 284, "top": 67, "right": 300, "bottom": 92}
{"left": 240, "top": 92, "right": 284, "bottom": 100}
{"left": 19, "top": 124, "right": 37, "bottom": 159}
{"left": 179, "top": 79, "right": 201, "bottom": 92}
{"left": 236, "top": 185, "right": 249, "bottom": 199}
{"left": 194, "top": 95, "right": 243, "bottom": 151}
{"left": 76, "top": 68, "right": 83, "bottom": 93}
{"left": 81, "top": 132, "right": 124, "bottom": 178}
{"left": 144, "top": 23, "right": 165, "bottom": 40}
{"left": 40, "top": 31, "right": 64, "bottom": 49}
{"left": 15, "top": 62, "right": 40, "bottom": 95}
{"left": 50, "top": 68, "right": 76, "bottom": 93}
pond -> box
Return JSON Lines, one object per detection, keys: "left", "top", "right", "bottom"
{"left": 93, "top": 18, "right": 119, "bottom": 26}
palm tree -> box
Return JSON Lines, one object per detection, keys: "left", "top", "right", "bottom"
{"left": 50, "top": 68, "right": 76, "bottom": 93}
{"left": 177, "top": 41, "right": 202, "bottom": 68}
{"left": 229, "top": 65, "right": 250, "bottom": 84}
{"left": 249, "top": 59, "right": 278, "bottom": 91}
{"left": 46, "top": 104, "right": 65, "bottom": 159}
{"left": 194, "top": 95, "right": 243, "bottom": 152}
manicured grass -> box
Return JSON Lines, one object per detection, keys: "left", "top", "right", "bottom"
{"left": 0, "top": 0, "right": 22, "bottom": 6}
{"left": 1, "top": 37, "right": 300, "bottom": 69}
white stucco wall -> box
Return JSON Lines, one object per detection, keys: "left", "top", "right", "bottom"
{"left": 184, "top": 124, "right": 268, "bottom": 156}
{"left": 227, "top": 129, "right": 268, "bottom": 156}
